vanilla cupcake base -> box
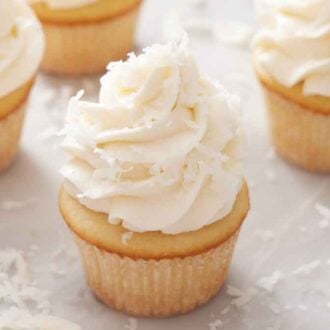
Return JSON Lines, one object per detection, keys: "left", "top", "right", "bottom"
{"left": 0, "top": 104, "right": 26, "bottom": 171}
{"left": 74, "top": 230, "right": 239, "bottom": 317}
{"left": 40, "top": 6, "right": 141, "bottom": 75}
{"left": 262, "top": 86, "right": 330, "bottom": 173}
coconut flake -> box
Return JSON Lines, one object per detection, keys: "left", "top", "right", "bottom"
{"left": 292, "top": 260, "right": 321, "bottom": 276}
{"left": 121, "top": 232, "right": 134, "bottom": 245}
{"left": 0, "top": 198, "right": 39, "bottom": 211}
{"left": 318, "top": 219, "right": 329, "bottom": 229}
{"left": 208, "top": 319, "right": 223, "bottom": 330}
{"left": 256, "top": 270, "right": 283, "bottom": 293}
{"left": 0, "top": 308, "right": 81, "bottom": 330}
{"left": 124, "top": 317, "right": 138, "bottom": 330}
{"left": 264, "top": 169, "right": 276, "bottom": 183}
{"left": 255, "top": 229, "right": 274, "bottom": 241}
{"left": 227, "top": 285, "right": 257, "bottom": 307}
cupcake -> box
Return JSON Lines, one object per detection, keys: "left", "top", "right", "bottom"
{"left": 29, "top": 0, "right": 143, "bottom": 75}
{"left": 253, "top": 0, "right": 330, "bottom": 173}
{"left": 59, "top": 38, "right": 249, "bottom": 317}
{"left": 0, "top": 0, "right": 44, "bottom": 171}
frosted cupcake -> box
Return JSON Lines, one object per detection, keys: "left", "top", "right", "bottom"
{"left": 59, "top": 39, "right": 249, "bottom": 317}
{"left": 29, "top": 0, "right": 142, "bottom": 75}
{"left": 0, "top": 0, "right": 44, "bottom": 171}
{"left": 253, "top": 0, "right": 330, "bottom": 172}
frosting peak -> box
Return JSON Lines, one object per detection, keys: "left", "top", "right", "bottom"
{"left": 253, "top": 0, "right": 330, "bottom": 97}
{"left": 0, "top": 0, "right": 44, "bottom": 98}
{"left": 61, "top": 40, "right": 244, "bottom": 234}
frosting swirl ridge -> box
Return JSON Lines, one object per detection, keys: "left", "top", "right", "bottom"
{"left": 61, "top": 40, "right": 244, "bottom": 234}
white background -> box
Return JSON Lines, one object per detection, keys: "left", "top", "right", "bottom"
{"left": 0, "top": 0, "right": 329, "bottom": 329}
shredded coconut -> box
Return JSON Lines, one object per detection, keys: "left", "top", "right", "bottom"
{"left": 208, "top": 319, "right": 223, "bottom": 330}
{"left": 297, "top": 304, "right": 308, "bottom": 311}
{"left": 264, "top": 169, "right": 276, "bottom": 183}
{"left": 220, "top": 306, "right": 230, "bottom": 315}
{"left": 255, "top": 229, "right": 274, "bottom": 241}
{"left": 292, "top": 260, "right": 321, "bottom": 276}
{"left": 256, "top": 270, "right": 283, "bottom": 293}
{"left": 0, "top": 198, "right": 39, "bottom": 211}
{"left": 299, "top": 226, "right": 307, "bottom": 232}
{"left": 0, "top": 308, "right": 81, "bottom": 330}
{"left": 124, "top": 317, "right": 138, "bottom": 330}
{"left": 121, "top": 232, "right": 134, "bottom": 245}
{"left": 266, "top": 149, "right": 276, "bottom": 161}
{"left": 318, "top": 219, "right": 329, "bottom": 229}
{"left": 315, "top": 203, "right": 330, "bottom": 219}
{"left": 227, "top": 285, "right": 257, "bottom": 307}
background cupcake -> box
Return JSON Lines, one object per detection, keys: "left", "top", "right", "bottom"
{"left": 29, "top": 0, "right": 143, "bottom": 75}
{"left": 0, "top": 0, "right": 44, "bottom": 171}
{"left": 59, "top": 39, "right": 249, "bottom": 317}
{"left": 253, "top": 0, "right": 330, "bottom": 173}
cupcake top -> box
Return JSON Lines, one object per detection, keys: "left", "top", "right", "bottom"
{"left": 0, "top": 0, "right": 44, "bottom": 98}
{"left": 61, "top": 38, "right": 244, "bottom": 234}
{"left": 29, "top": 0, "right": 97, "bottom": 10}
{"left": 253, "top": 0, "right": 330, "bottom": 97}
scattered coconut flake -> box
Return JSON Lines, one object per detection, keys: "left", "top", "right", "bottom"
{"left": 0, "top": 198, "right": 39, "bottom": 211}
{"left": 255, "top": 229, "right": 274, "bottom": 242}
{"left": 256, "top": 270, "right": 283, "bottom": 293}
{"left": 299, "top": 226, "right": 307, "bottom": 232}
{"left": 248, "top": 180, "right": 256, "bottom": 189}
{"left": 326, "top": 302, "right": 330, "bottom": 308}
{"left": 208, "top": 319, "right": 223, "bottom": 330}
{"left": 266, "top": 149, "right": 276, "bottom": 161}
{"left": 297, "top": 304, "right": 308, "bottom": 311}
{"left": 284, "top": 304, "right": 292, "bottom": 310}
{"left": 318, "top": 219, "right": 329, "bottom": 229}
{"left": 292, "top": 260, "right": 321, "bottom": 276}
{"left": 326, "top": 259, "right": 330, "bottom": 265}
{"left": 121, "top": 232, "right": 134, "bottom": 245}
{"left": 226, "top": 285, "right": 244, "bottom": 297}
{"left": 269, "top": 302, "right": 281, "bottom": 314}
{"left": 0, "top": 308, "right": 81, "bottom": 330}
{"left": 220, "top": 306, "right": 230, "bottom": 315}
{"left": 124, "top": 317, "right": 138, "bottom": 330}
{"left": 264, "top": 169, "right": 276, "bottom": 183}
{"left": 315, "top": 203, "right": 330, "bottom": 219}
{"left": 0, "top": 249, "right": 50, "bottom": 313}
{"left": 227, "top": 285, "right": 258, "bottom": 308}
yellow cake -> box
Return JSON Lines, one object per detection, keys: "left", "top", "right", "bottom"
{"left": 253, "top": 0, "right": 330, "bottom": 173}
{"left": 58, "top": 39, "right": 249, "bottom": 317}
{"left": 256, "top": 65, "right": 330, "bottom": 173}
{"left": 59, "top": 183, "right": 249, "bottom": 317}
{"left": 30, "top": 0, "right": 143, "bottom": 75}
{"left": 0, "top": 0, "right": 44, "bottom": 171}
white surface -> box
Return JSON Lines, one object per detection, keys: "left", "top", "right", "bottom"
{"left": 0, "top": 0, "right": 329, "bottom": 329}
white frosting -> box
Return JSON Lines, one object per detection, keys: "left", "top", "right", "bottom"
{"left": 0, "top": 0, "right": 44, "bottom": 98}
{"left": 61, "top": 39, "right": 244, "bottom": 234}
{"left": 29, "top": 0, "right": 97, "bottom": 10}
{"left": 253, "top": 0, "right": 330, "bottom": 97}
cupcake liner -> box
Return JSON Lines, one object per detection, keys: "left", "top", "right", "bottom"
{"left": 0, "top": 103, "right": 26, "bottom": 171}
{"left": 40, "top": 6, "right": 141, "bottom": 75}
{"left": 73, "top": 229, "right": 240, "bottom": 317}
{"left": 261, "top": 85, "right": 330, "bottom": 173}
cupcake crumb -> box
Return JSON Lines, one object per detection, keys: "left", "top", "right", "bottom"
{"left": 121, "top": 231, "right": 134, "bottom": 245}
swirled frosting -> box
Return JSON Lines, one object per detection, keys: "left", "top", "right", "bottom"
{"left": 253, "top": 0, "right": 330, "bottom": 97}
{"left": 29, "top": 0, "right": 97, "bottom": 10}
{"left": 60, "top": 39, "right": 244, "bottom": 234}
{"left": 0, "top": 0, "right": 44, "bottom": 98}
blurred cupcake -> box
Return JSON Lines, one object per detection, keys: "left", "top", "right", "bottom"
{"left": 29, "top": 0, "right": 143, "bottom": 75}
{"left": 0, "top": 0, "right": 44, "bottom": 171}
{"left": 59, "top": 39, "right": 249, "bottom": 317}
{"left": 253, "top": 0, "right": 330, "bottom": 173}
